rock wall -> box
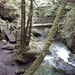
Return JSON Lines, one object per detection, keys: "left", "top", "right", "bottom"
{"left": 0, "top": 0, "right": 19, "bottom": 22}
{"left": 59, "top": 6, "right": 75, "bottom": 53}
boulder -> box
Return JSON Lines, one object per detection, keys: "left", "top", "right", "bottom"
{"left": 0, "top": 0, "right": 19, "bottom": 22}
{"left": 68, "top": 54, "right": 75, "bottom": 62}
{"left": 32, "top": 28, "right": 41, "bottom": 37}
{"left": 14, "top": 48, "right": 39, "bottom": 63}
{"left": 15, "top": 54, "right": 31, "bottom": 63}
{"left": 21, "top": 52, "right": 37, "bottom": 59}
{"left": 14, "top": 36, "right": 44, "bottom": 63}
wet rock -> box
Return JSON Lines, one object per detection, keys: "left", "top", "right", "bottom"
{"left": 14, "top": 34, "right": 43, "bottom": 63}
{"left": 31, "top": 34, "right": 40, "bottom": 42}
{"left": 15, "top": 54, "right": 31, "bottom": 63}
{"left": 68, "top": 54, "right": 75, "bottom": 62}
{"left": 2, "top": 39, "right": 7, "bottom": 45}
{"left": 69, "top": 54, "right": 75, "bottom": 58}
{"left": 1, "top": 45, "right": 13, "bottom": 50}
{"left": 15, "top": 50, "right": 37, "bottom": 63}
{"left": 15, "top": 69, "right": 25, "bottom": 74}
{"left": 49, "top": 57, "right": 75, "bottom": 75}
{"left": 21, "top": 52, "right": 37, "bottom": 59}
{"left": 32, "top": 28, "right": 41, "bottom": 37}
{"left": 26, "top": 49, "right": 38, "bottom": 54}
{"left": 30, "top": 36, "right": 44, "bottom": 53}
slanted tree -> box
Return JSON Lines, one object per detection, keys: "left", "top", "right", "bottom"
{"left": 23, "top": 0, "right": 68, "bottom": 75}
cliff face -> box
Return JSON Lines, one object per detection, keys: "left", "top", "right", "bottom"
{"left": 59, "top": 6, "right": 75, "bottom": 53}
{"left": 0, "top": 0, "right": 20, "bottom": 22}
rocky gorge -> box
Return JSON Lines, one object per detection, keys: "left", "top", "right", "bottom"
{"left": 0, "top": 0, "right": 75, "bottom": 75}
{"left": 59, "top": 5, "right": 75, "bottom": 53}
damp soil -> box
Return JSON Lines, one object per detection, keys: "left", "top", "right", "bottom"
{"left": 0, "top": 41, "right": 34, "bottom": 75}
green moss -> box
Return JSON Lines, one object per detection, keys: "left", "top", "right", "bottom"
{"left": 59, "top": 5, "right": 75, "bottom": 52}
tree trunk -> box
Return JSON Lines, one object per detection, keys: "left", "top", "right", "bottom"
{"left": 28, "top": 0, "right": 33, "bottom": 45}
{"left": 26, "top": 0, "right": 33, "bottom": 45}
{"left": 21, "top": 0, "right": 26, "bottom": 50}
{"left": 23, "top": 0, "right": 67, "bottom": 75}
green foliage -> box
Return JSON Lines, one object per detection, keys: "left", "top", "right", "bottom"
{"left": 44, "top": 4, "right": 59, "bottom": 16}
{"left": 60, "top": 6, "right": 75, "bottom": 39}
{"left": 0, "top": 0, "right": 61, "bottom": 17}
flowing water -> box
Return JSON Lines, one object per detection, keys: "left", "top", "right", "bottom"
{"left": 34, "top": 28, "right": 75, "bottom": 75}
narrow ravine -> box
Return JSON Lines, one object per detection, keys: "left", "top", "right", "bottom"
{"left": 34, "top": 28, "right": 75, "bottom": 75}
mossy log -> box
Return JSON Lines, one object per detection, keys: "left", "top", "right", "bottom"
{"left": 23, "top": 0, "right": 68, "bottom": 75}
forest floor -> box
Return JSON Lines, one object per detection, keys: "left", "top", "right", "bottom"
{"left": 0, "top": 41, "right": 34, "bottom": 75}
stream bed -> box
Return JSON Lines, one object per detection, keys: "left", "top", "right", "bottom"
{"left": 0, "top": 28, "right": 75, "bottom": 75}
{"left": 34, "top": 41, "right": 75, "bottom": 75}
{"left": 33, "top": 28, "right": 75, "bottom": 75}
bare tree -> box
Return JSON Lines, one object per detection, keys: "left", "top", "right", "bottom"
{"left": 26, "top": 0, "right": 33, "bottom": 45}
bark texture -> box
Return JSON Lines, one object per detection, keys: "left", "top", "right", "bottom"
{"left": 28, "top": 0, "right": 33, "bottom": 44}
{"left": 21, "top": 0, "right": 26, "bottom": 50}
{"left": 26, "top": 0, "right": 33, "bottom": 45}
{"left": 21, "top": 0, "right": 33, "bottom": 48}
{"left": 23, "top": 0, "right": 68, "bottom": 75}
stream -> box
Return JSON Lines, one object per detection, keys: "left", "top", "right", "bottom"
{"left": 33, "top": 28, "right": 75, "bottom": 75}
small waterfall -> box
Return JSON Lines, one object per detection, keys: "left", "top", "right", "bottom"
{"left": 44, "top": 41, "right": 75, "bottom": 75}
{"left": 33, "top": 28, "right": 75, "bottom": 75}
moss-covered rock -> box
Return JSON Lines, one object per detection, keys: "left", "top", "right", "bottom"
{"left": 13, "top": 35, "right": 44, "bottom": 63}
{"left": 0, "top": 0, "right": 20, "bottom": 22}
{"left": 0, "top": 18, "right": 6, "bottom": 26}
{"left": 32, "top": 28, "right": 41, "bottom": 37}
{"left": 59, "top": 6, "right": 75, "bottom": 53}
